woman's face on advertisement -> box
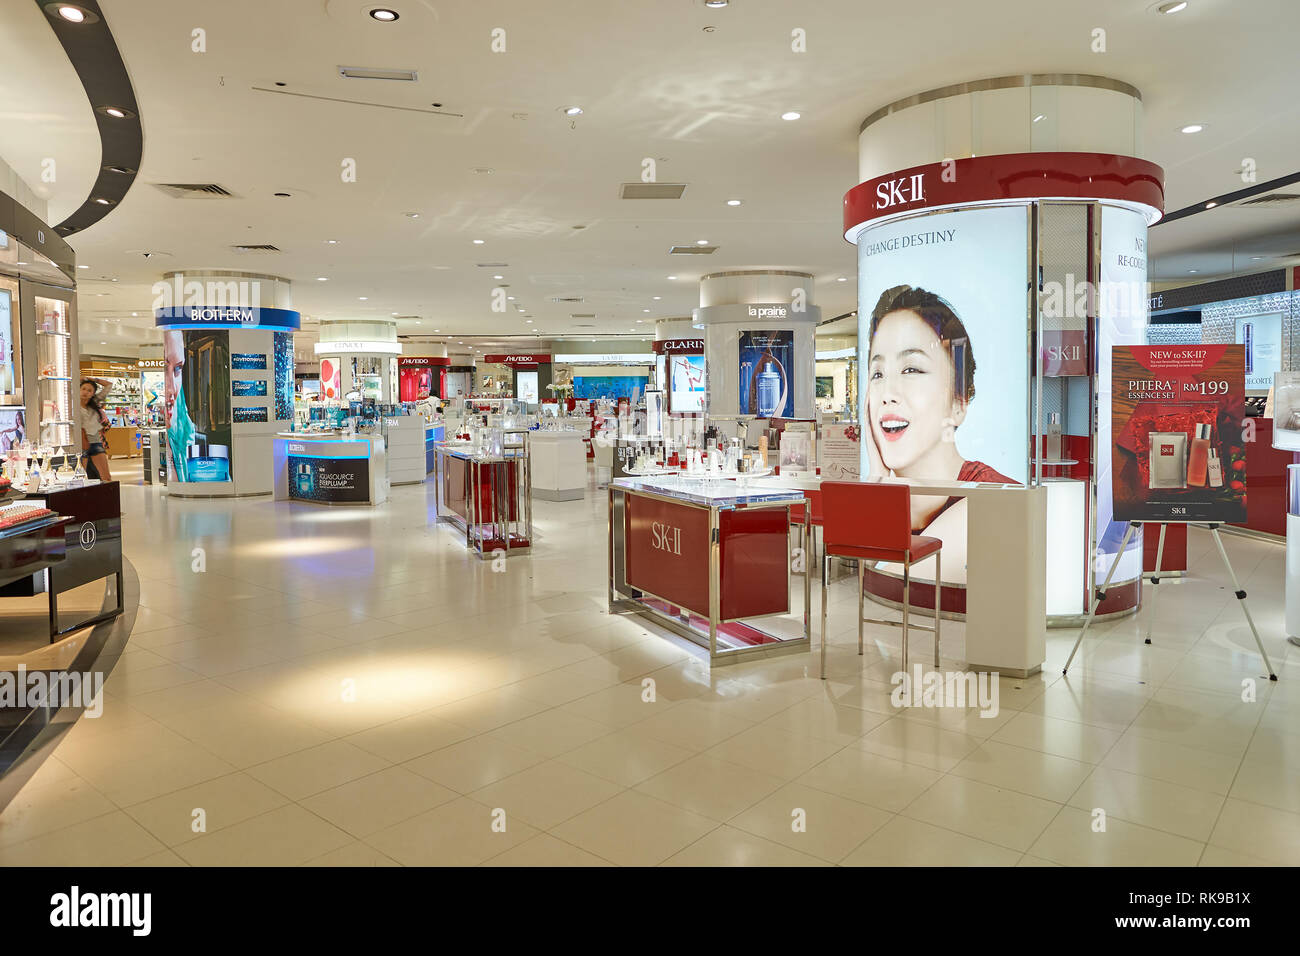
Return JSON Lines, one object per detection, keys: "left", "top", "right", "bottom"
{"left": 868, "top": 309, "right": 966, "bottom": 473}
{"left": 163, "top": 332, "right": 185, "bottom": 425}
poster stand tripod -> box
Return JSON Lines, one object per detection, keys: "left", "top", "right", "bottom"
{"left": 1062, "top": 520, "right": 1278, "bottom": 681}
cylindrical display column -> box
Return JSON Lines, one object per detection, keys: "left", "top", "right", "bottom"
{"left": 845, "top": 75, "right": 1163, "bottom": 626}
{"left": 314, "top": 319, "right": 403, "bottom": 404}
{"left": 694, "top": 271, "right": 820, "bottom": 421}
{"left": 153, "top": 271, "right": 300, "bottom": 496}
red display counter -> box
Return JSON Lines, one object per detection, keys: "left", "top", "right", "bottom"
{"left": 434, "top": 445, "right": 532, "bottom": 558}
{"left": 609, "top": 476, "right": 810, "bottom": 664}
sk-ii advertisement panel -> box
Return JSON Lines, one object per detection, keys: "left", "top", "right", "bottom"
{"left": 738, "top": 330, "right": 794, "bottom": 418}
{"left": 856, "top": 204, "right": 1029, "bottom": 587}
{"left": 163, "top": 329, "right": 232, "bottom": 482}
{"left": 1111, "top": 345, "right": 1246, "bottom": 523}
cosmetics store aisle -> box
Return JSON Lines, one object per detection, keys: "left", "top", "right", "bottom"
{"left": 1, "top": 472, "right": 1298, "bottom": 867}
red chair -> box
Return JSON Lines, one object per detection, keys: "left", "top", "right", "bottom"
{"left": 818, "top": 481, "right": 941, "bottom": 680}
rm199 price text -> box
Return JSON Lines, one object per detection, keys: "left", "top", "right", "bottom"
{"left": 1184, "top": 381, "right": 1230, "bottom": 395}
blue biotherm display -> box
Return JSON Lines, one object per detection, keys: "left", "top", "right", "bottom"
{"left": 295, "top": 462, "right": 314, "bottom": 497}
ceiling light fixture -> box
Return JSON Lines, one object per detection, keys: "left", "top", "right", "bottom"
{"left": 77, "top": 264, "right": 89, "bottom": 269}
{"left": 726, "top": 199, "right": 742, "bottom": 206}
{"left": 317, "top": 277, "right": 328, "bottom": 281}
{"left": 58, "top": 5, "right": 86, "bottom": 21}
{"left": 1205, "top": 201, "right": 1217, "bottom": 209}
{"left": 405, "top": 212, "right": 420, "bottom": 219}
{"left": 45, "top": 3, "right": 99, "bottom": 24}
{"left": 781, "top": 111, "right": 801, "bottom": 121}
{"left": 1158, "top": 1, "right": 1188, "bottom": 13}
{"left": 696, "top": 239, "right": 709, "bottom": 246}
{"left": 493, "top": 274, "right": 503, "bottom": 280}
{"left": 359, "top": 296, "right": 368, "bottom": 300}
{"left": 563, "top": 106, "right": 584, "bottom": 116}
{"left": 98, "top": 106, "right": 135, "bottom": 119}
{"left": 837, "top": 276, "right": 848, "bottom": 282}
{"left": 667, "top": 275, "right": 677, "bottom": 280}
{"left": 93, "top": 197, "right": 115, "bottom": 205}
{"left": 704, "top": 0, "right": 729, "bottom": 7}
{"left": 653, "top": 296, "right": 661, "bottom": 300}
{"left": 472, "top": 239, "right": 485, "bottom": 244}
{"left": 1181, "top": 124, "right": 1204, "bottom": 134}
{"left": 1033, "top": 114, "right": 1045, "bottom": 123}
{"left": 369, "top": 8, "right": 399, "bottom": 21}
{"left": 1189, "top": 269, "right": 1199, "bottom": 273}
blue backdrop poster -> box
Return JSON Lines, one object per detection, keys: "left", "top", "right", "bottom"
{"left": 739, "top": 330, "right": 794, "bottom": 417}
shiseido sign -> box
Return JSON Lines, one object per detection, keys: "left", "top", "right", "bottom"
{"left": 483, "top": 354, "right": 550, "bottom": 366}
{"left": 652, "top": 339, "right": 704, "bottom": 354}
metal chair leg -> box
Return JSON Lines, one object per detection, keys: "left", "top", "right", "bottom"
{"left": 934, "top": 550, "right": 941, "bottom": 668}
{"left": 820, "top": 552, "right": 829, "bottom": 680}
{"left": 902, "top": 555, "right": 910, "bottom": 675}
{"left": 857, "top": 559, "right": 864, "bottom": 656}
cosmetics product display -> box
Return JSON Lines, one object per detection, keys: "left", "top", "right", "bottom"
{"left": 1148, "top": 431, "right": 1188, "bottom": 489}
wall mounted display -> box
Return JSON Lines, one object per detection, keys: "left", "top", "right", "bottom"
{"left": 1111, "top": 345, "right": 1245, "bottom": 523}
{"left": 234, "top": 407, "right": 269, "bottom": 423}
{"left": 573, "top": 375, "right": 647, "bottom": 400}
{"left": 0, "top": 408, "right": 25, "bottom": 453}
{"left": 668, "top": 355, "right": 706, "bottom": 413}
{"left": 0, "top": 285, "right": 19, "bottom": 405}
{"left": 232, "top": 353, "right": 268, "bottom": 371}
{"left": 232, "top": 380, "right": 267, "bottom": 397}
{"left": 1235, "top": 313, "right": 1282, "bottom": 395}
{"left": 398, "top": 357, "right": 433, "bottom": 402}
{"left": 320, "top": 358, "right": 341, "bottom": 400}
{"left": 163, "top": 329, "right": 232, "bottom": 483}
{"left": 738, "top": 330, "right": 794, "bottom": 418}
{"left": 273, "top": 332, "right": 294, "bottom": 421}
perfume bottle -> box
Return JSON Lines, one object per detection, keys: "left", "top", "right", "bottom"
{"left": 1187, "top": 423, "right": 1212, "bottom": 488}
{"left": 1045, "top": 412, "right": 1062, "bottom": 461}
{"left": 1243, "top": 322, "right": 1254, "bottom": 376}
{"left": 1206, "top": 448, "right": 1225, "bottom": 489}
{"left": 756, "top": 362, "right": 782, "bottom": 417}
{"left": 295, "top": 462, "right": 314, "bottom": 497}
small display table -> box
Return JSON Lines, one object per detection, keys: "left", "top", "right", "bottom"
{"left": 530, "top": 431, "right": 586, "bottom": 501}
{"left": 434, "top": 444, "right": 532, "bottom": 559}
{"left": 272, "top": 433, "right": 389, "bottom": 506}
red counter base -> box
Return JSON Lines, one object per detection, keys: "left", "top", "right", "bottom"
{"left": 863, "top": 568, "right": 1141, "bottom": 619}
{"left": 639, "top": 598, "right": 782, "bottom": 647}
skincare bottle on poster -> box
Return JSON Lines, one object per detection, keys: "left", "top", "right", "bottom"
{"left": 1187, "top": 423, "right": 1212, "bottom": 488}
{"left": 1045, "top": 413, "right": 1062, "bottom": 461}
{"left": 1207, "top": 448, "right": 1225, "bottom": 489}
{"left": 757, "top": 362, "right": 782, "bottom": 417}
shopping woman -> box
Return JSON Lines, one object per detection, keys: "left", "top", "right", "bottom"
{"left": 864, "top": 285, "right": 1014, "bottom": 582}
{"left": 78, "top": 376, "right": 113, "bottom": 482}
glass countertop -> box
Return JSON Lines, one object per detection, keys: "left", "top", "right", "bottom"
{"left": 612, "top": 475, "right": 806, "bottom": 508}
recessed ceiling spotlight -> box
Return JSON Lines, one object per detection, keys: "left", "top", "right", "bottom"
{"left": 102, "top": 164, "right": 136, "bottom": 175}
{"left": 77, "top": 264, "right": 89, "bottom": 269}
{"left": 1205, "top": 201, "right": 1217, "bottom": 209}
{"left": 1158, "top": 1, "right": 1188, "bottom": 13}
{"left": 653, "top": 296, "right": 661, "bottom": 300}
{"left": 473, "top": 167, "right": 493, "bottom": 174}
{"left": 726, "top": 199, "right": 742, "bottom": 206}
{"left": 643, "top": 309, "right": 650, "bottom": 313}
{"left": 1033, "top": 114, "right": 1045, "bottom": 123}
{"left": 667, "top": 275, "right": 677, "bottom": 280}
{"left": 1251, "top": 256, "right": 1265, "bottom": 260}
{"left": 45, "top": 3, "right": 99, "bottom": 24}
{"left": 405, "top": 212, "right": 420, "bottom": 219}
{"left": 1181, "top": 124, "right": 1204, "bottom": 134}
{"left": 97, "top": 106, "right": 135, "bottom": 119}
{"left": 359, "top": 296, "right": 368, "bottom": 300}
{"left": 837, "top": 276, "right": 848, "bottom": 282}
{"left": 1188, "top": 269, "right": 1199, "bottom": 273}
{"left": 781, "top": 111, "right": 801, "bottom": 121}
{"left": 704, "top": 0, "right": 728, "bottom": 7}
{"left": 369, "top": 8, "right": 399, "bottom": 21}
{"left": 563, "top": 106, "right": 584, "bottom": 116}
{"left": 696, "top": 239, "right": 709, "bottom": 246}
{"left": 317, "top": 277, "right": 328, "bottom": 281}
{"left": 472, "top": 239, "right": 485, "bottom": 244}
{"left": 93, "top": 197, "right": 115, "bottom": 205}
{"left": 493, "top": 274, "right": 503, "bottom": 279}
{"left": 326, "top": 239, "right": 339, "bottom": 244}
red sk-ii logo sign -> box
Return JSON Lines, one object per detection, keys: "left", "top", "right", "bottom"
{"left": 875, "top": 173, "right": 925, "bottom": 210}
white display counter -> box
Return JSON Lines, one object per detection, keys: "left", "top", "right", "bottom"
{"left": 750, "top": 473, "right": 1047, "bottom": 677}
{"left": 385, "top": 416, "right": 428, "bottom": 486}
{"left": 272, "top": 433, "right": 388, "bottom": 506}
{"left": 530, "top": 430, "right": 586, "bottom": 501}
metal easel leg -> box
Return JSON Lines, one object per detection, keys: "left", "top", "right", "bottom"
{"left": 1063, "top": 521, "right": 1139, "bottom": 675}
{"left": 1145, "top": 523, "right": 1167, "bottom": 645}
{"left": 1207, "top": 524, "right": 1279, "bottom": 681}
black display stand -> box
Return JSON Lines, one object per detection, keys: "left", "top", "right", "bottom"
{"left": 1063, "top": 520, "right": 1278, "bottom": 680}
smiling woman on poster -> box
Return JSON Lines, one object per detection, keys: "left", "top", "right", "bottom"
{"left": 864, "top": 285, "right": 1015, "bottom": 581}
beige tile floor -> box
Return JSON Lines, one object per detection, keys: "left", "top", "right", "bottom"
{"left": 2, "top": 460, "right": 1299, "bottom": 866}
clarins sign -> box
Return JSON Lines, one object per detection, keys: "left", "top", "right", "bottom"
{"left": 652, "top": 339, "right": 704, "bottom": 354}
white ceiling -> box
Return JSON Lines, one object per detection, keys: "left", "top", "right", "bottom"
{"left": 3, "top": 0, "right": 1299, "bottom": 354}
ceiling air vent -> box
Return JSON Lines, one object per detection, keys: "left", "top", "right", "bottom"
{"left": 476, "top": 263, "right": 509, "bottom": 268}
{"left": 551, "top": 296, "right": 584, "bottom": 303}
{"left": 338, "top": 66, "right": 419, "bottom": 81}
{"left": 669, "top": 244, "right": 717, "bottom": 254}
{"left": 620, "top": 183, "right": 687, "bottom": 199}
{"left": 570, "top": 313, "right": 596, "bottom": 319}
{"left": 230, "top": 244, "right": 281, "bottom": 254}
{"left": 154, "top": 183, "right": 235, "bottom": 198}
{"left": 1236, "top": 192, "right": 1300, "bottom": 207}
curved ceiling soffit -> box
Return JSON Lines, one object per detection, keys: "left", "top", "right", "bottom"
{"left": 35, "top": 0, "right": 143, "bottom": 238}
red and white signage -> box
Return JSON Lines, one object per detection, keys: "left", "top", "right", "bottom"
{"left": 399, "top": 356, "right": 451, "bottom": 367}
{"left": 843, "top": 151, "right": 1165, "bottom": 240}
{"left": 483, "top": 354, "right": 550, "bottom": 367}
{"left": 652, "top": 339, "right": 705, "bottom": 355}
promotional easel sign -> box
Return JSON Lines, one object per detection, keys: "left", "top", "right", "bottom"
{"left": 1110, "top": 345, "right": 1245, "bottom": 523}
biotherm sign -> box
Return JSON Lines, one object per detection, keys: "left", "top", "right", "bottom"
{"left": 154, "top": 306, "right": 300, "bottom": 330}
